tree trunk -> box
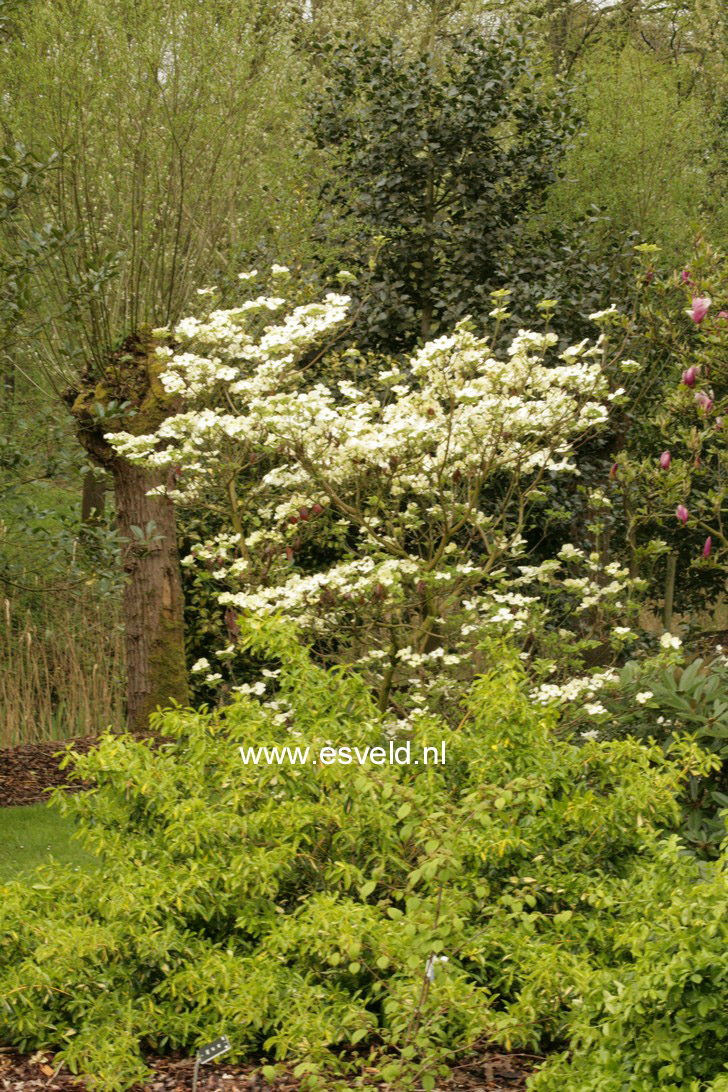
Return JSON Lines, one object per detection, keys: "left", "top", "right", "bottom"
{"left": 112, "top": 458, "right": 189, "bottom": 731}
{"left": 81, "top": 469, "right": 106, "bottom": 524}
{"left": 64, "top": 329, "right": 189, "bottom": 731}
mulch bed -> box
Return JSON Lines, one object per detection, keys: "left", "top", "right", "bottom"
{"left": 0, "top": 1049, "right": 535, "bottom": 1091}
{"left": 0, "top": 736, "right": 99, "bottom": 808}
{"left": 0, "top": 732, "right": 170, "bottom": 808}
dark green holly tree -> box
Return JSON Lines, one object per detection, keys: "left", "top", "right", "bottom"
{"left": 310, "top": 29, "right": 577, "bottom": 350}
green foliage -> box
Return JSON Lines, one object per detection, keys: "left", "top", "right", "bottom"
{"left": 310, "top": 30, "right": 577, "bottom": 349}
{"left": 0, "top": 621, "right": 698, "bottom": 1090}
{"left": 544, "top": 43, "right": 726, "bottom": 266}
{"left": 0, "top": 141, "right": 69, "bottom": 365}
{"left": 531, "top": 837, "right": 728, "bottom": 1091}
{"left": 0, "top": 400, "right": 122, "bottom": 597}
{"left": 611, "top": 240, "right": 728, "bottom": 615}
{"left": 0, "top": 0, "right": 313, "bottom": 378}
{"left": 0, "top": 387, "right": 125, "bottom": 743}
{"left": 607, "top": 655, "right": 728, "bottom": 857}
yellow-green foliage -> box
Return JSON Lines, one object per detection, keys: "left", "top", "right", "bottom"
{"left": 0, "top": 622, "right": 720, "bottom": 1091}
{"left": 545, "top": 44, "right": 724, "bottom": 263}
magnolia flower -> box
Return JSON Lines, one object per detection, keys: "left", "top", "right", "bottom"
{"left": 682, "top": 366, "right": 698, "bottom": 388}
{"left": 676, "top": 504, "right": 689, "bottom": 525}
{"left": 681, "top": 269, "right": 691, "bottom": 283}
{"left": 718, "top": 311, "right": 728, "bottom": 321}
{"left": 703, "top": 537, "right": 712, "bottom": 559}
{"left": 695, "top": 390, "right": 713, "bottom": 413}
{"left": 689, "top": 296, "right": 711, "bottom": 323}
{"left": 659, "top": 451, "right": 671, "bottom": 470}
{"left": 609, "top": 462, "right": 618, "bottom": 480}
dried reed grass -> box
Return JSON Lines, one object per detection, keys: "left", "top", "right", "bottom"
{"left": 0, "top": 592, "right": 125, "bottom": 747}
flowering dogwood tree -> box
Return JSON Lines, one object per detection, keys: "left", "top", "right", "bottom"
{"left": 110, "top": 278, "right": 631, "bottom": 717}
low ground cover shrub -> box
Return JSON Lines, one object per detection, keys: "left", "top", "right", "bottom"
{"left": 0, "top": 621, "right": 724, "bottom": 1091}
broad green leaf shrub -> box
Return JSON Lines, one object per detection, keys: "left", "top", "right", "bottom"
{"left": 0, "top": 621, "right": 706, "bottom": 1091}
{"left": 611, "top": 240, "right": 728, "bottom": 618}
{"left": 309, "top": 30, "right": 576, "bottom": 352}
{"left": 602, "top": 654, "right": 728, "bottom": 857}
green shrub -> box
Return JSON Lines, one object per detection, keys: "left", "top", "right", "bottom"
{"left": 0, "top": 621, "right": 711, "bottom": 1090}
{"left": 531, "top": 837, "right": 728, "bottom": 1092}
{"left": 604, "top": 655, "right": 728, "bottom": 857}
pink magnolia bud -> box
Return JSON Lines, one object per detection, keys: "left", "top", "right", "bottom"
{"left": 703, "top": 537, "right": 712, "bottom": 559}
{"left": 681, "top": 268, "right": 691, "bottom": 283}
{"left": 645, "top": 269, "right": 655, "bottom": 285}
{"left": 288, "top": 515, "right": 299, "bottom": 525}
{"left": 676, "top": 504, "right": 689, "bottom": 525}
{"left": 682, "top": 366, "right": 698, "bottom": 388}
{"left": 695, "top": 390, "right": 714, "bottom": 413}
{"left": 609, "top": 462, "right": 618, "bottom": 480}
{"left": 717, "top": 310, "right": 728, "bottom": 320}
{"left": 689, "top": 296, "right": 711, "bottom": 324}
{"left": 659, "top": 451, "right": 671, "bottom": 470}
{"left": 311, "top": 503, "right": 323, "bottom": 516}
{"left": 299, "top": 506, "right": 310, "bottom": 521}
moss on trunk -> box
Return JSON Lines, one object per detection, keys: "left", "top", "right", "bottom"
{"left": 64, "top": 329, "right": 189, "bottom": 730}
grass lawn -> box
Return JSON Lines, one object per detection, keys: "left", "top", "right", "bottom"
{"left": 0, "top": 801, "right": 97, "bottom": 884}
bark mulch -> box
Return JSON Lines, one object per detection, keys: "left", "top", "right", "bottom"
{"left": 0, "top": 733, "right": 170, "bottom": 809}
{"left": 0, "top": 1048, "right": 536, "bottom": 1091}
{"left": 0, "top": 737, "right": 98, "bottom": 808}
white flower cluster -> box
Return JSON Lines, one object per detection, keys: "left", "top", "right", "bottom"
{"left": 106, "top": 279, "right": 624, "bottom": 715}
{"left": 531, "top": 668, "right": 619, "bottom": 708}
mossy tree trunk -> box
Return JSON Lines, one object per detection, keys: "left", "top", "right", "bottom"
{"left": 64, "top": 329, "right": 189, "bottom": 730}
{"left": 81, "top": 469, "right": 105, "bottom": 524}
{"left": 112, "top": 458, "right": 188, "bottom": 730}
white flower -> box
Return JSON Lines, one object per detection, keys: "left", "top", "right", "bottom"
{"left": 588, "top": 304, "right": 618, "bottom": 322}
{"left": 660, "top": 633, "right": 682, "bottom": 650}
{"left": 191, "top": 658, "right": 210, "bottom": 673}
{"left": 584, "top": 702, "right": 607, "bottom": 716}
{"left": 238, "top": 269, "right": 258, "bottom": 281}
{"left": 271, "top": 264, "right": 290, "bottom": 275}
{"left": 558, "top": 543, "right": 583, "bottom": 560}
{"left": 635, "top": 691, "right": 653, "bottom": 705}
